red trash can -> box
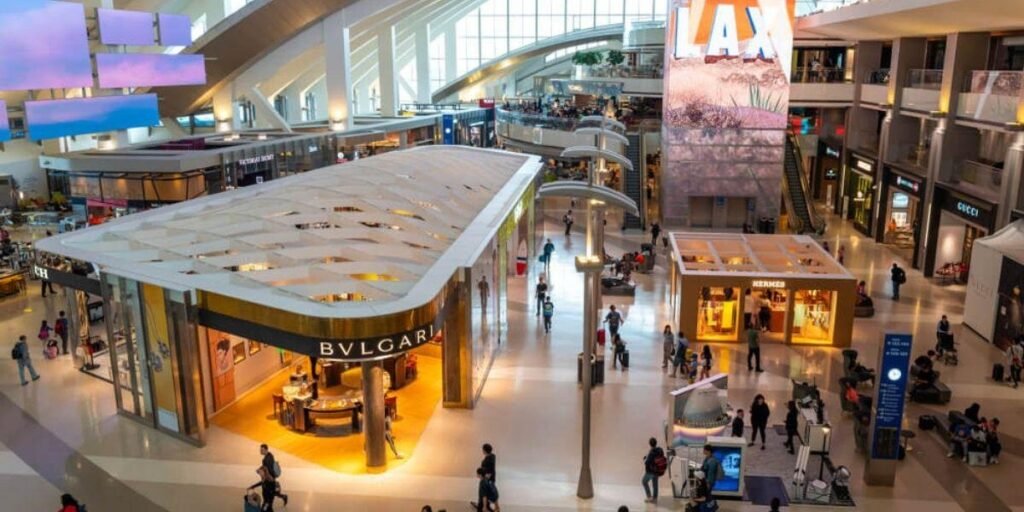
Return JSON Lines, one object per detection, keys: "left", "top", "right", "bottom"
{"left": 516, "top": 257, "right": 527, "bottom": 275}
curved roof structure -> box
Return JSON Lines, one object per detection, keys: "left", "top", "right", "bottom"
{"left": 37, "top": 146, "right": 541, "bottom": 319}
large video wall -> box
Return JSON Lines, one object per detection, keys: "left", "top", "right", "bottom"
{"left": 0, "top": 0, "right": 206, "bottom": 142}
{"left": 661, "top": 0, "right": 795, "bottom": 227}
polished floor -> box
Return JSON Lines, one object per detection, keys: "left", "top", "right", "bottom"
{"left": 0, "top": 208, "right": 1021, "bottom": 511}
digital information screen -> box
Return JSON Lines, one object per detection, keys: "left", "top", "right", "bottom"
{"left": 0, "top": 100, "right": 10, "bottom": 142}
{"left": 26, "top": 94, "right": 160, "bottom": 141}
{"left": 97, "top": 54, "right": 207, "bottom": 88}
{"left": 710, "top": 446, "right": 742, "bottom": 493}
{"left": 158, "top": 13, "right": 192, "bottom": 46}
{"left": 871, "top": 333, "right": 912, "bottom": 460}
{"left": 98, "top": 8, "right": 155, "bottom": 46}
{"left": 0, "top": 0, "right": 93, "bottom": 90}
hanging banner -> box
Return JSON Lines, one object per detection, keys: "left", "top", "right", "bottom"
{"left": 661, "top": 0, "right": 795, "bottom": 226}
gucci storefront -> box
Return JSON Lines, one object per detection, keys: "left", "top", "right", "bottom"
{"left": 924, "top": 186, "right": 997, "bottom": 281}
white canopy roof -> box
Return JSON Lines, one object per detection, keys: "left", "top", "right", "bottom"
{"left": 671, "top": 233, "right": 854, "bottom": 279}
{"left": 38, "top": 146, "right": 541, "bottom": 319}
{"left": 976, "top": 219, "right": 1024, "bottom": 265}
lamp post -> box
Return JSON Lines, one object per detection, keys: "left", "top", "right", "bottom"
{"left": 560, "top": 115, "right": 631, "bottom": 500}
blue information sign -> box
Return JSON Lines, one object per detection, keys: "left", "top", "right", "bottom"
{"left": 871, "top": 333, "right": 912, "bottom": 459}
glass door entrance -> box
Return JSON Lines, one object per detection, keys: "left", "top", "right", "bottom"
{"left": 103, "top": 274, "right": 153, "bottom": 422}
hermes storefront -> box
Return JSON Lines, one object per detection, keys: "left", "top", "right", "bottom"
{"left": 37, "top": 147, "right": 541, "bottom": 470}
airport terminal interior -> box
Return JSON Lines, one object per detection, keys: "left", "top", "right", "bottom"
{"left": 3, "top": 0, "right": 1024, "bottom": 511}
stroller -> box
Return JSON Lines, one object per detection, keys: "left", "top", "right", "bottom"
{"left": 936, "top": 333, "right": 958, "bottom": 366}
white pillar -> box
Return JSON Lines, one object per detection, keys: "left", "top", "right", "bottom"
{"left": 415, "top": 26, "right": 432, "bottom": 104}
{"left": 212, "top": 86, "right": 237, "bottom": 133}
{"left": 377, "top": 25, "right": 399, "bottom": 117}
{"left": 324, "top": 11, "right": 354, "bottom": 130}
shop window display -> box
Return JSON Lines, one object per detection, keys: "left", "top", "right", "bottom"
{"left": 748, "top": 288, "right": 788, "bottom": 341}
{"left": 698, "top": 287, "right": 740, "bottom": 341}
{"left": 849, "top": 173, "right": 873, "bottom": 232}
{"left": 791, "top": 289, "right": 836, "bottom": 344}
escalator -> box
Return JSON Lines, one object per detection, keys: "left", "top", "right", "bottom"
{"left": 782, "top": 134, "right": 824, "bottom": 234}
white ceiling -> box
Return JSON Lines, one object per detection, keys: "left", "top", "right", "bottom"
{"left": 797, "top": 0, "right": 1024, "bottom": 40}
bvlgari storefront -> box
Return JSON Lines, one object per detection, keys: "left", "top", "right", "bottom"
{"left": 37, "top": 147, "right": 541, "bottom": 470}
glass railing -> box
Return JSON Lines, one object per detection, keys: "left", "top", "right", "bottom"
{"left": 574, "top": 64, "right": 664, "bottom": 79}
{"left": 496, "top": 108, "right": 584, "bottom": 132}
{"left": 867, "top": 68, "right": 891, "bottom": 85}
{"left": 791, "top": 67, "right": 851, "bottom": 84}
{"left": 957, "top": 70, "right": 1023, "bottom": 123}
{"left": 953, "top": 160, "right": 1003, "bottom": 203}
{"left": 907, "top": 69, "right": 944, "bottom": 90}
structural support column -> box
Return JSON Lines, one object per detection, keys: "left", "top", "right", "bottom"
{"left": 444, "top": 26, "right": 458, "bottom": 86}
{"left": 362, "top": 360, "right": 387, "bottom": 468}
{"left": 415, "top": 26, "right": 432, "bottom": 104}
{"left": 324, "top": 11, "right": 354, "bottom": 130}
{"left": 919, "top": 32, "right": 989, "bottom": 272}
{"left": 377, "top": 25, "right": 399, "bottom": 117}
{"left": 212, "top": 85, "right": 238, "bottom": 133}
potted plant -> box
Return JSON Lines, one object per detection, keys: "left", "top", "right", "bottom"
{"left": 606, "top": 50, "right": 625, "bottom": 67}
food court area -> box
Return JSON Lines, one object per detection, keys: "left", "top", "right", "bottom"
{"left": 36, "top": 146, "right": 541, "bottom": 471}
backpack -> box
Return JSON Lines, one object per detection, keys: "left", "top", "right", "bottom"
{"left": 11, "top": 343, "right": 21, "bottom": 360}
{"left": 653, "top": 451, "right": 668, "bottom": 476}
{"left": 55, "top": 318, "right": 67, "bottom": 336}
{"left": 272, "top": 460, "right": 282, "bottom": 478}
{"left": 896, "top": 269, "right": 906, "bottom": 284}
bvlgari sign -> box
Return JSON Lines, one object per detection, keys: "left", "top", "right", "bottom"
{"left": 318, "top": 324, "right": 437, "bottom": 359}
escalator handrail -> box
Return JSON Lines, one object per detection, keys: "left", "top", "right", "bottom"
{"left": 786, "top": 132, "right": 825, "bottom": 233}
{"left": 781, "top": 138, "right": 806, "bottom": 233}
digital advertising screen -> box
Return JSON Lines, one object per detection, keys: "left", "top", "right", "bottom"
{"left": 158, "top": 13, "right": 193, "bottom": 46}
{"left": 26, "top": 94, "right": 160, "bottom": 141}
{"left": 98, "top": 8, "right": 155, "bottom": 46}
{"left": 97, "top": 54, "right": 207, "bottom": 89}
{"left": 660, "top": 0, "right": 795, "bottom": 226}
{"left": 711, "top": 446, "right": 743, "bottom": 493}
{"left": 0, "top": 0, "right": 93, "bottom": 90}
{"left": 0, "top": 100, "right": 10, "bottom": 142}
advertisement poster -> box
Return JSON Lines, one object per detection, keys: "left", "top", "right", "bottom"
{"left": 142, "top": 284, "right": 180, "bottom": 433}
{"left": 661, "top": 0, "right": 795, "bottom": 226}
{"left": 994, "top": 257, "right": 1024, "bottom": 350}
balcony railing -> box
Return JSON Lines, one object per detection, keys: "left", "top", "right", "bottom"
{"left": 953, "top": 160, "right": 1003, "bottom": 203}
{"left": 574, "top": 64, "right": 664, "bottom": 80}
{"left": 496, "top": 108, "right": 583, "bottom": 132}
{"left": 957, "top": 70, "right": 1023, "bottom": 124}
{"left": 908, "top": 69, "right": 944, "bottom": 90}
{"left": 791, "top": 67, "right": 851, "bottom": 84}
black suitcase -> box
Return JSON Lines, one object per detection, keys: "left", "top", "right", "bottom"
{"left": 919, "top": 414, "right": 936, "bottom": 431}
{"left": 620, "top": 350, "right": 630, "bottom": 368}
{"left": 993, "top": 363, "right": 1005, "bottom": 382}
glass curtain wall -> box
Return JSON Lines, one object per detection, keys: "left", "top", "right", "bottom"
{"left": 452, "top": 0, "right": 665, "bottom": 78}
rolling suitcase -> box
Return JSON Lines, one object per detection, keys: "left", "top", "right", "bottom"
{"left": 597, "top": 328, "right": 606, "bottom": 347}
{"left": 620, "top": 350, "right": 630, "bottom": 369}
{"left": 993, "top": 363, "right": 1005, "bottom": 382}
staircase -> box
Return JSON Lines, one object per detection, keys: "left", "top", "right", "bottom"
{"left": 782, "top": 135, "right": 822, "bottom": 234}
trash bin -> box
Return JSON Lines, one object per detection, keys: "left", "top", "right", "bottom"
{"left": 577, "top": 352, "right": 604, "bottom": 385}
{"left": 516, "top": 256, "right": 527, "bottom": 276}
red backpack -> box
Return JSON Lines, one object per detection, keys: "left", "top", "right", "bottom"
{"left": 653, "top": 451, "right": 668, "bottom": 476}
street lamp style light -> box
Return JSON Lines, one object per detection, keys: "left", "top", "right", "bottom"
{"left": 537, "top": 115, "right": 635, "bottom": 499}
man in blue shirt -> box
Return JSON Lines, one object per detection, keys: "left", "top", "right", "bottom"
{"left": 700, "top": 445, "right": 721, "bottom": 493}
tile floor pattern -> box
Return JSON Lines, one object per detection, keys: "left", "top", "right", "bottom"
{"left": 0, "top": 210, "right": 1022, "bottom": 511}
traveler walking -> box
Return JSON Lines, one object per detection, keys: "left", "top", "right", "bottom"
{"left": 535, "top": 277, "right": 549, "bottom": 316}
{"left": 55, "top": 311, "right": 69, "bottom": 355}
{"left": 698, "top": 344, "right": 713, "bottom": 380}
{"left": 258, "top": 444, "right": 288, "bottom": 506}
{"left": 890, "top": 263, "right": 905, "bottom": 300}
{"left": 671, "top": 332, "right": 689, "bottom": 378}
{"left": 662, "top": 325, "right": 674, "bottom": 369}
{"left": 749, "top": 394, "right": 770, "bottom": 450}
{"left": 746, "top": 323, "right": 763, "bottom": 372}
{"left": 783, "top": 400, "right": 799, "bottom": 454}
{"left": 480, "top": 443, "right": 496, "bottom": 482}
{"left": 651, "top": 222, "right": 661, "bottom": 246}
{"left": 38, "top": 320, "right": 53, "bottom": 345}
{"left": 542, "top": 298, "right": 554, "bottom": 333}
{"left": 477, "top": 277, "right": 490, "bottom": 310}
{"left": 41, "top": 272, "right": 56, "bottom": 297}
{"left": 936, "top": 315, "right": 952, "bottom": 355}
{"left": 563, "top": 210, "right": 574, "bottom": 236}
{"left": 612, "top": 334, "right": 628, "bottom": 370}
{"left": 731, "top": 410, "right": 745, "bottom": 438}
{"left": 12, "top": 335, "right": 40, "bottom": 386}
{"left": 542, "top": 238, "right": 555, "bottom": 273}
{"left": 603, "top": 305, "right": 624, "bottom": 337}
{"left": 641, "top": 437, "right": 666, "bottom": 503}
{"left": 701, "top": 445, "right": 721, "bottom": 491}
{"left": 1007, "top": 340, "right": 1023, "bottom": 388}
